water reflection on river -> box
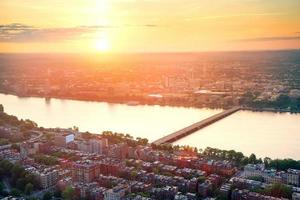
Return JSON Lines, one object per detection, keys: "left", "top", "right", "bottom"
{"left": 1, "top": 93, "right": 300, "bottom": 159}
{"left": 0, "top": 93, "right": 221, "bottom": 142}
{"left": 174, "top": 110, "right": 300, "bottom": 159}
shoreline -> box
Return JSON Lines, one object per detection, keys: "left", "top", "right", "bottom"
{"left": 1, "top": 91, "right": 299, "bottom": 114}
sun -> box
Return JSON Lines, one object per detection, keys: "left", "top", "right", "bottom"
{"left": 95, "top": 38, "right": 110, "bottom": 52}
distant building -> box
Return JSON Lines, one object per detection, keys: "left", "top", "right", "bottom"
{"left": 90, "top": 186, "right": 107, "bottom": 200}
{"left": 108, "top": 143, "right": 129, "bottom": 159}
{"left": 287, "top": 169, "right": 300, "bottom": 186}
{"left": 230, "top": 177, "right": 262, "bottom": 190}
{"left": 244, "top": 164, "right": 265, "bottom": 177}
{"left": 231, "top": 189, "right": 289, "bottom": 200}
{"left": 289, "top": 89, "right": 300, "bottom": 99}
{"left": 174, "top": 194, "right": 188, "bottom": 200}
{"left": 20, "top": 142, "right": 37, "bottom": 159}
{"left": 54, "top": 132, "right": 74, "bottom": 147}
{"left": 72, "top": 160, "right": 99, "bottom": 183}
{"left": 197, "top": 181, "right": 212, "bottom": 198}
{"left": 104, "top": 184, "right": 130, "bottom": 200}
{"left": 220, "top": 183, "right": 232, "bottom": 199}
{"left": 244, "top": 164, "right": 283, "bottom": 184}
{"left": 35, "top": 167, "right": 59, "bottom": 189}
{"left": 57, "top": 177, "right": 72, "bottom": 191}
{"left": 77, "top": 138, "right": 108, "bottom": 154}
{"left": 293, "top": 192, "right": 300, "bottom": 200}
{"left": 151, "top": 186, "right": 178, "bottom": 200}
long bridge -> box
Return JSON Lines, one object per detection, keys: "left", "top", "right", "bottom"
{"left": 152, "top": 106, "right": 241, "bottom": 145}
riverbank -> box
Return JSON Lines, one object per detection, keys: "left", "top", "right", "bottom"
{"left": 242, "top": 107, "right": 300, "bottom": 114}
{"left": 0, "top": 90, "right": 221, "bottom": 109}
{"left": 1, "top": 91, "right": 299, "bottom": 114}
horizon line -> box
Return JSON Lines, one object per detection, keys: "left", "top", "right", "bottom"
{"left": 0, "top": 48, "right": 300, "bottom": 55}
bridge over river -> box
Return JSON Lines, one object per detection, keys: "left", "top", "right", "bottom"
{"left": 152, "top": 106, "right": 241, "bottom": 145}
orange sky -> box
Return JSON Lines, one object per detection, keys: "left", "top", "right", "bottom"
{"left": 0, "top": 0, "right": 300, "bottom": 53}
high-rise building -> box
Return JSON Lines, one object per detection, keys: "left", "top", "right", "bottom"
{"left": 72, "top": 160, "right": 99, "bottom": 183}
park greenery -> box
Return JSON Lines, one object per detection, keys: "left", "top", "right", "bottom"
{"left": 265, "top": 158, "right": 300, "bottom": 171}
{"left": 242, "top": 91, "right": 300, "bottom": 112}
{"left": 34, "top": 154, "right": 59, "bottom": 166}
{"left": 62, "top": 186, "right": 75, "bottom": 200}
{"left": 0, "top": 106, "right": 37, "bottom": 130}
{"left": 101, "top": 131, "right": 148, "bottom": 146}
{"left": 263, "top": 183, "right": 293, "bottom": 199}
{"left": 51, "top": 150, "right": 79, "bottom": 161}
{"left": 0, "top": 158, "right": 39, "bottom": 197}
{"left": 0, "top": 104, "right": 38, "bottom": 144}
{"left": 152, "top": 144, "right": 300, "bottom": 171}
{"left": 252, "top": 183, "right": 293, "bottom": 199}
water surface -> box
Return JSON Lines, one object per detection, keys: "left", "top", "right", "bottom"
{"left": 174, "top": 110, "right": 300, "bottom": 159}
{"left": 1, "top": 93, "right": 300, "bottom": 159}
{"left": 0, "top": 93, "right": 221, "bottom": 142}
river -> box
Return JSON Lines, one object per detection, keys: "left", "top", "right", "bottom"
{"left": 174, "top": 110, "right": 300, "bottom": 159}
{"left": 1, "top": 93, "right": 300, "bottom": 159}
{"left": 0, "top": 93, "right": 221, "bottom": 142}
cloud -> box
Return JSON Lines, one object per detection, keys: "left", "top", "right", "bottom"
{"left": 0, "top": 23, "right": 101, "bottom": 42}
{"left": 238, "top": 35, "right": 300, "bottom": 42}
{"left": 185, "top": 12, "right": 286, "bottom": 21}
{"left": 0, "top": 23, "right": 159, "bottom": 43}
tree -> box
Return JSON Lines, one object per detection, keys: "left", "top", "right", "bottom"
{"left": 296, "top": 97, "right": 300, "bottom": 109}
{"left": 198, "top": 176, "right": 206, "bottom": 184}
{"left": 130, "top": 170, "right": 138, "bottom": 180}
{"left": 0, "top": 104, "right": 3, "bottom": 112}
{"left": 235, "top": 152, "right": 244, "bottom": 164}
{"left": 27, "top": 197, "right": 39, "bottom": 200}
{"left": 249, "top": 153, "right": 257, "bottom": 164}
{"left": 53, "top": 189, "right": 62, "bottom": 198}
{"left": 62, "top": 186, "right": 75, "bottom": 200}
{"left": 72, "top": 126, "right": 79, "bottom": 131}
{"left": 0, "top": 159, "right": 13, "bottom": 176}
{"left": 24, "top": 173, "right": 39, "bottom": 189}
{"left": 0, "top": 138, "right": 9, "bottom": 146}
{"left": 11, "top": 143, "right": 20, "bottom": 152}
{"left": 34, "top": 154, "right": 58, "bottom": 166}
{"left": 43, "top": 191, "right": 53, "bottom": 200}
{"left": 264, "top": 183, "right": 292, "bottom": 199}
{"left": 0, "top": 181, "right": 4, "bottom": 194}
{"left": 275, "top": 94, "right": 290, "bottom": 108}
{"left": 263, "top": 157, "right": 271, "bottom": 168}
{"left": 16, "top": 178, "right": 26, "bottom": 191}
{"left": 11, "top": 164, "right": 25, "bottom": 184}
{"left": 269, "top": 159, "right": 300, "bottom": 170}
{"left": 10, "top": 188, "right": 22, "bottom": 197}
{"left": 24, "top": 183, "right": 33, "bottom": 195}
{"left": 242, "top": 157, "right": 249, "bottom": 165}
{"left": 82, "top": 132, "right": 93, "bottom": 140}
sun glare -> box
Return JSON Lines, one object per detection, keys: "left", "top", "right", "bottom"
{"left": 95, "top": 38, "right": 110, "bottom": 52}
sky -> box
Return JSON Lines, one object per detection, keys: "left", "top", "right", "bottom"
{"left": 0, "top": 0, "right": 300, "bottom": 53}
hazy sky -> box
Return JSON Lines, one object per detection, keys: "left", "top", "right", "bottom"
{"left": 0, "top": 0, "right": 300, "bottom": 53}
